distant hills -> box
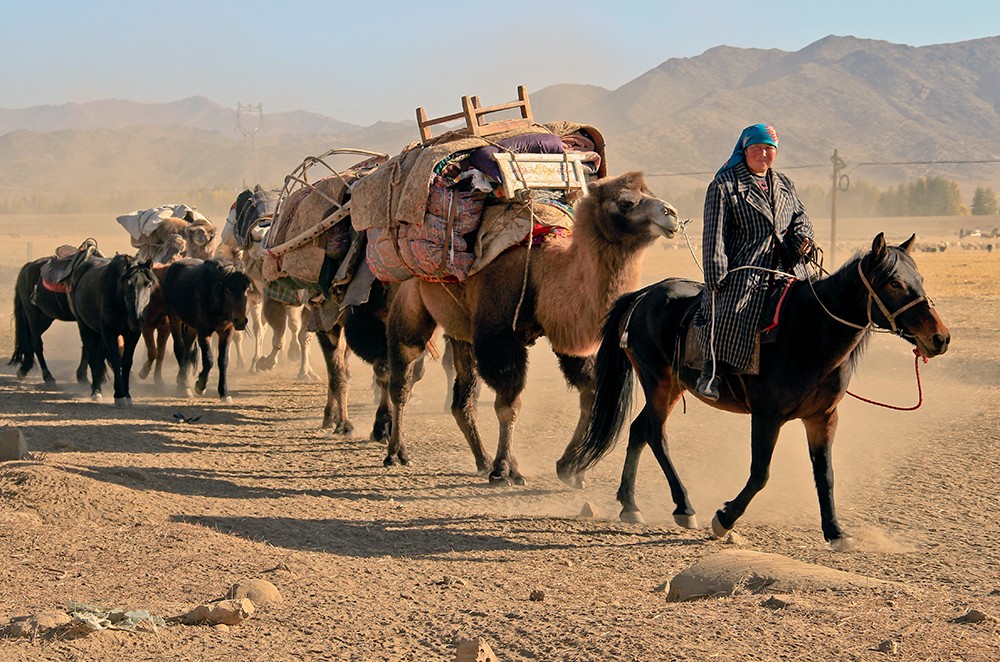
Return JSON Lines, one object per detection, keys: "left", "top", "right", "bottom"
{"left": 3, "top": 34, "right": 1000, "bottom": 208}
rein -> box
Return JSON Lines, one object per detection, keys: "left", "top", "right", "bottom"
{"left": 846, "top": 349, "right": 926, "bottom": 411}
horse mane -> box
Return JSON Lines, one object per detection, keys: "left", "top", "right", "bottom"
{"left": 812, "top": 244, "right": 911, "bottom": 375}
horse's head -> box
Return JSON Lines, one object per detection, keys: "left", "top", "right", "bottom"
{"left": 584, "top": 172, "right": 680, "bottom": 243}
{"left": 215, "top": 263, "right": 252, "bottom": 331}
{"left": 861, "top": 233, "right": 950, "bottom": 358}
{"left": 118, "top": 255, "right": 158, "bottom": 332}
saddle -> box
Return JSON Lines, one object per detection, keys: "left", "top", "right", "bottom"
{"left": 678, "top": 276, "right": 798, "bottom": 372}
{"left": 40, "top": 239, "right": 102, "bottom": 292}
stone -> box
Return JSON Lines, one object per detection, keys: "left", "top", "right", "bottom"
{"left": 455, "top": 637, "right": 499, "bottom": 662}
{"left": 529, "top": 590, "right": 545, "bottom": 602}
{"left": 875, "top": 639, "right": 898, "bottom": 653}
{"left": 227, "top": 579, "right": 283, "bottom": 607}
{"left": 0, "top": 426, "right": 28, "bottom": 461}
{"left": 6, "top": 610, "right": 73, "bottom": 637}
{"left": 578, "top": 501, "right": 601, "bottom": 519}
{"left": 666, "top": 550, "right": 896, "bottom": 602}
{"left": 950, "top": 609, "right": 988, "bottom": 624}
{"left": 761, "top": 596, "right": 788, "bottom": 610}
{"left": 180, "top": 598, "right": 254, "bottom": 626}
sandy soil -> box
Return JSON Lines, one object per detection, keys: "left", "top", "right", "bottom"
{"left": 0, "top": 214, "right": 998, "bottom": 661}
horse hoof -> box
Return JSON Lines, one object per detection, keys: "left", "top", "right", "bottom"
{"left": 711, "top": 513, "right": 731, "bottom": 539}
{"left": 488, "top": 473, "right": 513, "bottom": 487}
{"left": 827, "top": 536, "right": 856, "bottom": 552}
{"left": 221, "top": 395, "right": 233, "bottom": 403}
{"left": 91, "top": 393, "right": 103, "bottom": 403}
{"left": 383, "top": 455, "right": 406, "bottom": 467}
{"left": 114, "top": 397, "right": 129, "bottom": 408}
{"left": 620, "top": 510, "right": 646, "bottom": 524}
{"left": 184, "top": 388, "right": 194, "bottom": 399}
{"left": 138, "top": 366, "right": 150, "bottom": 379}
{"left": 673, "top": 513, "right": 699, "bottom": 529}
{"left": 15, "top": 371, "right": 27, "bottom": 382}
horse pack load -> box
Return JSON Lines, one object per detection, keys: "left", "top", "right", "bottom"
{"left": 116, "top": 204, "right": 216, "bottom": 261}
{"left": 260, "top": 86, "right": 607, "bottom": 318}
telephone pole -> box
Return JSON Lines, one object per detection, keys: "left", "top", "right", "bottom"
{"left": 236, "top": 103, "right": 263, "bottom": 189}
{"left": 830, "top": 149, "right": 847, "bottom": 266}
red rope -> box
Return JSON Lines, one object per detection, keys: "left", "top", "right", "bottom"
{"left": 846, "top": 349, "right": 926, "bottom": 411}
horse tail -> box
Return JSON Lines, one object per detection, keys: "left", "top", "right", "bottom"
{"left": 9, "top": 270, "right": 35, "bottom": 373}
{"left": 561, "top": 288, "right": 644, "bottom": 474}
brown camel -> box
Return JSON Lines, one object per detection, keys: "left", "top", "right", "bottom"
{"left": 142, "top": 216, "right": 217, "bottom": 261}
{"left": 384, "top": 171, "right": 679, "bottom": 484}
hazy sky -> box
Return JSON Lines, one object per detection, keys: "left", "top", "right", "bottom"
{"left": 3, "top": 1, "right": 998, "bottom": 126}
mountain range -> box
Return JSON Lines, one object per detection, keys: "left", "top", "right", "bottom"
{"left": 3, "top": 34, "right": 999, "bottom": 206}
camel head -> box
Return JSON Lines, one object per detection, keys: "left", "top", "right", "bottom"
{"left": 583, "top": 172, "right": 679, "bottom": 243}
{"left": 181, "top": 219, "right": 217, "bottom": 259}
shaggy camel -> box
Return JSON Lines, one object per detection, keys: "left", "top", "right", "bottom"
{"left": 384, "top": 172, "right": 679, "bottom": 484}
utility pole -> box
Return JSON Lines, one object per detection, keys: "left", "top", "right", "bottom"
{"left": 236, "top": 103, "right": 263, "bottom": 189}
{"left": 829, "top": 149, "right": 847, "bottom": 266}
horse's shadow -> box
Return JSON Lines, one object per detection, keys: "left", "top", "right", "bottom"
{"left": 168, "top": 513, "right": 701, "bottom": 559}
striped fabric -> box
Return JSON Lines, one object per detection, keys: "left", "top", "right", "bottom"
{"left": 695, "top": 162, "right": 814, "bottom": 373}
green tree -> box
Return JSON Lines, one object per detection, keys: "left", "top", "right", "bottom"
{"left": 971, "top": 187, "right": 998, "bottom": 215}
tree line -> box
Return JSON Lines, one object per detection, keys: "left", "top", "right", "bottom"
{"left": 664, "top": 176, "right": 999, "bottom": 218}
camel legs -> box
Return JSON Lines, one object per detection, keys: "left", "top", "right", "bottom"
{"left": 385, "top": 299, "right": 437, "bottom": 467}
{"left": 315, "top": 325, "right": 354, "bottom": 434}
{"left": 712, "top": 413, "right": 782, "bottom": 537}
{"left": 256, "top": 295, "right": 287, "bottom": 371}
{"left": 291, "top": 306, "right": 318, "bottom": 381}
{"left": 803, "top": 410, "right": 845, "bottom": 543}
{"left": 474, "top": 331, "right": 529, "bottom": 485}
{"left": 448, "top": 339, "right": 490, "bottom": 475}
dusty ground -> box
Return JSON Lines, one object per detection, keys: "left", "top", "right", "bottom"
{"left": 0, "top": 214, "right": 998, "bottom": 661}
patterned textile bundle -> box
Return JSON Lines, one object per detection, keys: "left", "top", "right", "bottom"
{"left": 367, "top": 180, "right": 486, "bottom": 282}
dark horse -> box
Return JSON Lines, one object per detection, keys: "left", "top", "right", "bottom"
{"left": 556, "top": 234, "right": 950, "bottom": 544}
{"left": 10, "top": 257, "right": 88, "bottom": 384}
{"left": 71, "top": 254, "right": 158, "bottom": 406}
{"left": 162, "top": 258, "right": 251, "bottom": 401}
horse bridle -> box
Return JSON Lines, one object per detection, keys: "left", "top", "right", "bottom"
{"left": 855, "top": 261, "right": 931, "bottom": 335}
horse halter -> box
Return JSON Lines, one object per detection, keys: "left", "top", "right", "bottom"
{"left": 855, "top": 261, "right": 931, "bottom": 336}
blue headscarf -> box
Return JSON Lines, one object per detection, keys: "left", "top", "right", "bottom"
{"left": 716, "top": 123, "right": 779, "bottom": 176}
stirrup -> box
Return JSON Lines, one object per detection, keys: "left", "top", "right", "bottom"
{"left": 695, "top": 373, "right": 720, "bottom": 402}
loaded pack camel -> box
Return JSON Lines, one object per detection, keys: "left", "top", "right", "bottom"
{"left": 384, "top": 171, "right": 679, "bottom": 484}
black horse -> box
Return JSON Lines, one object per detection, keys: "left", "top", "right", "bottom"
{"left": 10, "top": 257, "right": 89, "bottom": 384}
{"left": 162, "top": 259, "right": 251, "bottom": 401}
{"left": 556, "top": 234, "right": 950, "bottom": 544}
{"left": 71, "top": 254, "right": 158, "bottom": 406}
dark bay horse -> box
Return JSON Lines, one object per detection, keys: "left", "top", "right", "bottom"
{"left": 556, "top": 234, "right": 950, "bottom": 544}
{"left": 71, "top": 254, "right": 158, "bottom": 406}
{"left": 162, "top": 259, "right": 251, "bottom": 401}
{"left": 10, "top": 257, "right": 88, "bottom": 383}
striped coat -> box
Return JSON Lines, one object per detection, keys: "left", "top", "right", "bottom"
{"left": 696, "top": 162, "right": 815, "bottom": 373}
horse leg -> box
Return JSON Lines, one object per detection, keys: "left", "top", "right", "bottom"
{"left": 475, "top": 332, "right": 527, "bottom": 486}
{"left": 116, "top": 332, "right": 140, "bottom": 407}
{"left": 153, "top": 320, "right": 170, "bottom": 385}
{"left": 448, "top": 338, "right": 490, "bottom": 475}
{"left": 315, "top": 326, "right": 354, "bottom": 434}
{"left": 216, "top": 327, "right": 233, "bottom": 402}
{"left": 171, "top": 319, "right": 194, "bottom": 397}
{"left": 257, "top": 296, "right": 286, "bottom": 371}
{"left": 79, "top": 325, "right": 105, "bottom": 402}
{"left": 75, "top": 346, "right": 89, "bottom": 385}
{"left": 803, "top": 410, "right": 846, "bottom": 544}
{"left": 194, "top": 333, "right": 214, "bottom": 396}
{"left": 712, "top": 414, "right": 782, "bottom": 537}
{"left": 138, "top": 325, "right": 156, "bottom": 380}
